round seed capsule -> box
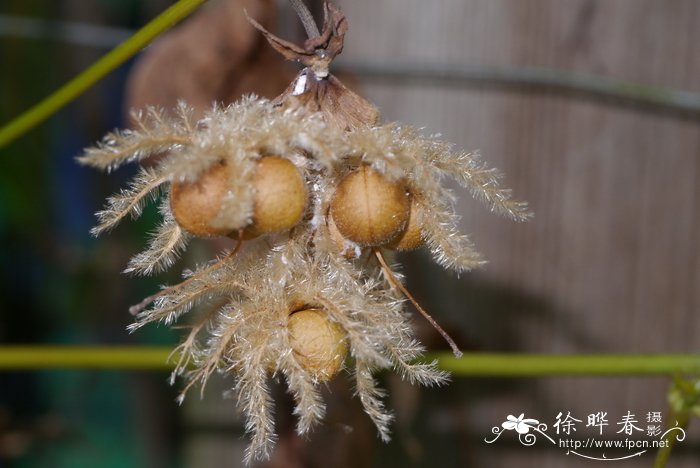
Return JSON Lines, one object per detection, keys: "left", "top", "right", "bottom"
{"left": 170, "top": 163, "right": 232, "bottom": 237}
{"left": 287, "top": 308, "right": 347, "bottom": 381}
{"left": 329, "top": 166, "right": 410, "bottom": 247}
{"left": 387, "top": 197, "right": 425, "bottom": 251}
{"left": 327, "top": 214, "right": 361, "bottom": 259}
{"left": 243, "top": 156, "right": 308, "bottom": 238}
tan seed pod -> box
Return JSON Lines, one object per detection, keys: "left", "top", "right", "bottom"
{"left": 329, "top": 166, "right": 410, "bottom": 247}
{"left": 170, "top": 163, "right": 232, "bottom": 237}
{"left": 326, "top": 214, "right": 361, "bottom": 259}
{"left": 387, "top": 197, "right": 425, "bottom": 251}
{"left": 243, "top": 156, "right": 308, "bottom": 238}
{"left": 287, "top": 308, "right": 347, "bottom": 381}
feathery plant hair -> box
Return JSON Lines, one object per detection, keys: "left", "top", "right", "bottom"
{"left": 78, "top": 1, "right": 530, "bottom": 463}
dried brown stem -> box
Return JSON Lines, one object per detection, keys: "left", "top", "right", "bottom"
{"left": 373, "top": 249, "right": 463, "bottom": 358}
{"left": 247, "top": 2, "right": 347, "bottom": 72}
{"left": 129, "top": 232, "right": 245, "bottom": 316}
{"left": 289, "top": 0, "right": 320, "bottom": 39}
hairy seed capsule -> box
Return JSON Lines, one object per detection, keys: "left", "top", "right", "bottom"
{"left": 330, "top": 166, "right": 410, "bottom": 246}
{"left": 170, "top": 163, "right": 232, "bottom": 237}
{"left": 327, "top": 215, "right": 361, "bottom": 259}
{"left": 387, "top": 197, "right": 425, "bottom": 251}
{"left": 244, "top": 156, "right": 308, "bottom": 238}
{"left": 287, "top": 308, "right": 347, "bottom": 381}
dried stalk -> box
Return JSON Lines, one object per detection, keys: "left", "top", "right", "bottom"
{"left": 289, "top": 0, "right": 320, "bottom": 39}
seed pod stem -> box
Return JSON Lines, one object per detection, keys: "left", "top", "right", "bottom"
{"left": 129, "top": 231, "right": 245, "bottom": 316}
{"left": 373, "top": 249, "right": 463, "bottom": 358}
{"left": 289, "top": 0, "right": 320, "bottom": 39}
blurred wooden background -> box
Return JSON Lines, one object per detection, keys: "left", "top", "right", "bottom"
{"left": 1, "top": 0, "right": 698, "bottom": 467}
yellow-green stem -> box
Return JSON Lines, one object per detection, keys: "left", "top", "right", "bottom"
{"left": 653, "top": 376, "right": 700, "bottom": 468}
{"left": 0, "top": 346, "right": 173, "bottom": 370}
{"left": 1, "top": 347, "right": 700, "bottom": 375}
{"left": 431, "top": 353, "right": 700, "bottom": 376}
{"left": 0, "top": 0, "right": 208, "bottom": 148}
{"left": 653, "top": 410, "right": 689, "bottom": 468}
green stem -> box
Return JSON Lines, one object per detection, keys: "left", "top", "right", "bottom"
{"left": 0, "top": 346, "right": 173, "bottom": 370}
{"left": 0, "top": 0, "right": 208, "bottom": 149}
{"left": 653, "top": 410, "right": 689, "bottom": 468}
{"left": 1, "top": 347, "right": 700, "bottom": 374}
{"left": 430, "top": 353, "right": 700, "bottom": 376}
{"left": 654, "top": 376, "right": 700, "bottom": 467}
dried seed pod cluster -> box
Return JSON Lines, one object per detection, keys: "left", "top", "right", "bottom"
{"left": 78, "top": 2, "right": 531, "bottom": 463}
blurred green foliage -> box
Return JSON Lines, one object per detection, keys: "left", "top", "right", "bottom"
{"left": 0, "top": 2, "right": 181, "bottom": 466}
